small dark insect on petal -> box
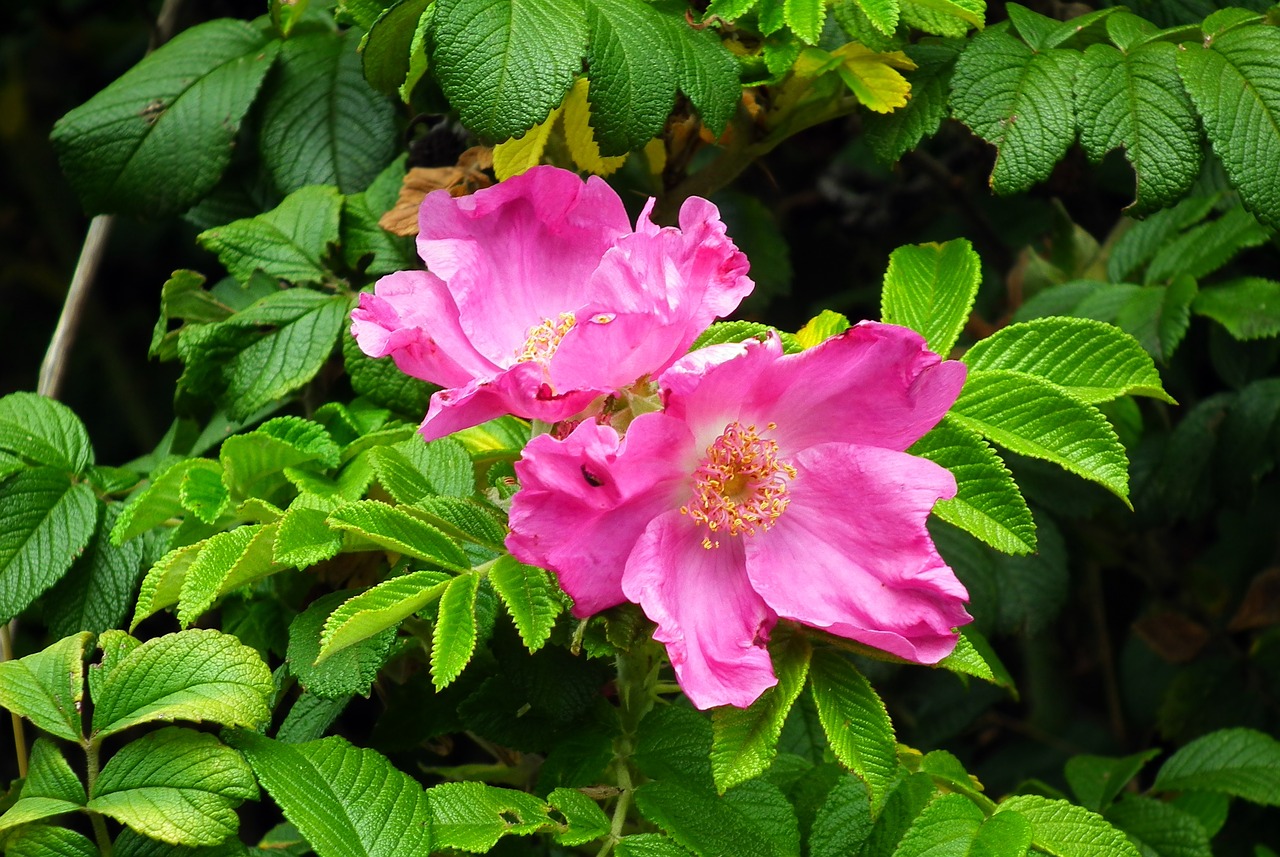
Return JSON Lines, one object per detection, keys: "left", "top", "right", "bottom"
{"left": 581, "top": 465, "right": 604, "bottom": 487}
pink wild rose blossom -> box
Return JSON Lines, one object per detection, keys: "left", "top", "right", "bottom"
{"left": 506, "top": 323, "right": 972, "bottom": 710}
{"left": 349, "top": 166, "right": 753, "bottom": 440}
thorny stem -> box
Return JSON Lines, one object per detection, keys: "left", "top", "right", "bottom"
{"left": 596, "top": 638, "right": 661, "bottom": 856}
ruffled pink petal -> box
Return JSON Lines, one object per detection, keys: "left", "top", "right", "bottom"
{"left": 418, "top": 363, "right": 606, "bottom": 442}
{"left": 759, "top": 323, "right": 967, "bottom": 453}
{"left": 350, "top": 271, "right": 496, "bottom": 387}
{"left": 658, "top": 336, "right": 784, "bottom": 450}
{"left": 507, "top": 415, "right": 692, "bottom": 616}
{"left": 414, "top": 167, "right": 632, "bottom": 361}
{"left": 745, "top": 443, "right": 970, "bottom": 664}
{"left": 623, "top": 510, "right": 779, "bottom": 709}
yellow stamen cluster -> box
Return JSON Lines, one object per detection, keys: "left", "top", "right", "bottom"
{"left": 516, "top": 312, "right": 576, "bottom": 365}
{"left": 680, "top": 421, "right": 796, "bottom": 549}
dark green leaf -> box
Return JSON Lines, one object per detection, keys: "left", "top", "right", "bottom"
{"left": 809, "top": 776, "right": 873, "bottom": 857}
{"left": 42, "top": 502, "right": 147, "bottom": 637}
{"left": 1152, "top": 728, "right": 1280, "bottom": 806}
{"left": 361, "top": 0, "right": 433, "bottom": 97}
{"left": 1064, "top": 749, "right": 1161, "bottom": 812}
{"left": 1106, "top": 796, "right": 1212, "bottom": 857}
{"left": 288, "top": 590, "right": 398, "bottom": 699}
{"left": 865, "top": 42, "right": 960, "bottom": 164}
{"left": 585, "top": 0, "right": 679, "bottom": 155}
{"left": 198, "top": 186, "right": 343, "bottom": 284}
{"left": 634, "top": 779, "right": 799, "bottom": 857}
{"left": 1193, "top": 277, "right": 1280, "bottom": 340}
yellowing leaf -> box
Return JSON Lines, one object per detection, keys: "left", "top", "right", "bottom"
{"left": 834, "top": 43, "right": 916, "bottom": 113}
{"left": 493, "top": 107, "right": 562, "bottom": 181}
{"left": 563, "top": 78, "right": 628, "bottom": 177}
{"left": 644, "top": 137, "right": 667, "bottom": 176}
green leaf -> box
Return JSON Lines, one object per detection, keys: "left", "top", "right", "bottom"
{"left": 0, "top": 633, "right": 89, "bottom": 744}
{"left": 891, "top": 793, "right": 984, "bottom": 856}
{"left": 42, "top": 502, "right": 147, "bottom": 637}
{"left": 881, "top": 239, "right": 981, "bottom": 356}
{"left": 1194, "top": 277, "right": 1280, "bottom": 340}
{"left": 112, "top": 458, "right": 202, "bottom": 544}
{"left": 937, "top": 627, "right": 1017, "bottom": 693}
{"left": 318, "top": 570, "right": 451, "bottom": 661}
{"left": 428, "top": 781, "right": 554, "bottom": 851}
{"left": 0, "top": 469, "right": 99, "bottom": 624}
{"left": 710, "top": 633, "right": 811, "bottom": 793}
{"left": 177, "top": 524, "right": 284, "bottom": 627}
{"left": 0, "top": 741, "right": 87, "bottom": 831}
{"left": 948, "top": 370, "right": 1130, "bottom": 503}
{"left": 853, "top": 0, "right": 901, "bottom": 34}
{"left": 49, "top": 20, "right": 278, "bottom": 216}
{"left": 1076, "top": 41, "right": 1200, "bottom": 215}
{"left": 912, "top": 417, "right": 1035, "bottom": 555}
{"left": 865, "top": 42, "right": 960, "bottom": 164}
{"left": 616, "top": 834, "right": 696, "bottom": 856}
{"left": 430, "top": 0, "right": 586, "bottom": 140}
{"left": 90, "top": 629, "right": 273, "bottom": 738}
{"left": 342, "top": 331, "right": 434, "bottom": 416}
{"left": 259, "top": 29, "right": 396, "bottom": 194}
{"left": 809, "top": 776, "right": 873, "bottom": 857}
{"left": 289, "top": 591, "right": 398, "bottom": 699}
{"left": 654, "top": 1, "right": 741, "bottom": 135}
{"left": 1065, "top": 749, "right": 1161, "bottom": 812}
{"left": 130, "top": 541, "right": 204, "bottom": 627}
{"left": 633, "top": 703, "right": 714, "bottom": 786}
{"left": 808, "top": 651, "right": 898, "bottom": 816}
{"left": 361, "top": 0, "right": 432, "bottom": 97}
{"left": 220, "top": 416, "right": 341, "bottom": 500}
{"left": 199, "top": 186, "right": 343, "bottom": 284}
{"left": 1, "top": 826, "right": 98, "bottom": 857}
{"left": 963, "top": 317, "right": 1173, "bottom": 404}
{"left": 1106, "top": 796, "right": 1212, "bottom": 857}
{"left": 327, "top": 500, "right": 470, "bottom": 570}
{"left": 634, "top": 779, "right": 800, "bottom": 857}
{"left": 584, "top": 0, "right": 679, "bottom": 156}
{"left": 341, "top": 158, "right": 417, "bottom": 277}
{"left": 275, "top": 496, "right": 344, "bottom": 569}
{"left": 1177, "top": 23, "right": 1280, "bottom": 229}
{"left": 548, "top": 787, "right": 611, "bottom": 846}
{"left": 794, "top": 310, "right": 852, "bottom": 349}
{"left": 950, "top": 26, "right": 1079, "bottom": 193}
{"left": 1152, "top": 728, "right": 1280, "bottom": 806}
{"left": 227, "top": 731, "right": 433, "bottom": 856}
{"left": 691, "top": 321, "right": 779, "bottom": 351}
{"left": 785, "top": 0, "right": 828, "bottom": 43}
{"left": 488, "top": 555, "right": 563, "bottom": 652}
{"left": 276, "top": 692, "right": 350, "bottom": 744}
{"left": 433, "top": 571, "right": 481, "bottom": 689}
{"left": 0, "top": 393, "right": 93, "bottom": 473}
{"left": 971, "top": 810, "right": 1034, "bottom": 857}
{"left": 371, "top": 437, "right": 474, "bottom": 504}
{"left": 1105, "top": 195, "right": 1217, "bottom": 283}
{"left": 88, "top": 727, "right": 255, "bottom": 846}
{"left": 409, "top": 497, "right": 506, "bottom": 550}
{"left": 1144, "top": 205, "right": 1269, "bottom": 286}
{"left": 900, "top": 0, "right": 985, "bottom": 36}
{"left": 997, "top": 794, "right": 1141, "bottom": 857}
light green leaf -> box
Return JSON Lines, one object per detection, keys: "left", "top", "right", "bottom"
{"left": 971, "top": 810, "right": 1034, "bottom": 857}
{"left": 409, "top": 497, "right": 507, "bottom": 551}
{"left": 937, "top": 627, "right": 1017, "bottom": 693}
{"left": 809, "top": 651, "right": 898, "bottom": 816}
{"left": 1193, "top": 277, "right": 1280, "bottom": 340}
{"left": 90, "top": 629, "right": 272, "bottom": 738}
{"left": 220, "top": 416, "right": 341, "bottom": 500}
{"left": 710, "top": 633, "right": 811, "bottom": 793}
{"left": 1152, "top": 728, "right": 1280, "bottom": 806}
{"left": 865, "top": 42, "right": 961, "bottom": 165}
{"left": 794, "top": 310, "right": 852, "bottom": 349}
{"left": 585, "top": 0, "right": 678, "bottom": 155}
{"left": 428, "top": 780, "right": 553, "bottom": 851}
{"left": 275, "top": 496, "right": 344, "bottom": 569}
{"left": 49, "top": 20, "right": 278, "bottom": 216}
{"left": 361, "top": 0, "right": 432, "bottom": 97}
{"left": 112, "top": 458, "right": 203, "bottom": 544}
{"left": 785, "top": 0, "right": 828, "bottom": 43}
{"left": 228, "top": 731, "right": 432, "bottom": 856}
{"left": 891, "top": 793, "right": 983, "bottom": 856}
{"left": 881, "top": 239, "right": 980, "bottom": 357}
{"left": 963, "top": 317, "right": 1173, "bottom": 404}
{"left": 370, "top": 436, "right": 474, "bottom": 504}
{"left": 948, "top": 369, "right": 1130, "bottom": 503}
{"left": 258, "top": 29, "right": 396, "bottom": 194}
{"left": 130, "top": 540, "right": 204, "bottom": 628}
{"left": 42, "top": 502, "right": 147, "bottom": 637}
{"left": 1, "top": 826, "right": 97, "bottom": 857}
{"left": 615, "top": 834, "right": 696, "bottom": 856}
{"left": 430, "top": 0, "right": 586, "bottom": 140}
{"left": 548, "top": 787, "right": 610, "bottom": 846}
{"left": 911, "top": 417, "right": 1035, "bottom": 555}
{"left": 327, "top": 500, "right": 470, "bottom": 571}
{"left": 997, "top": 794, "right": 1141, "bottom": 857}
{"left": 488, "top": 555, "right": 563, "bottom": 652}
{"left": 854, "top": 0, "right": 901, "bottom": 34}
{"left": 1076, "top": 41, "right": 1200, "bottom": 215}
{"left": 0, "top": 392, "right": 92, "bottom": 473}
{"left": 22, "top": 738, "right": 88, "bottom": 806}
{"left": 199, "top": 186, "right": 343, "bottom": 284}
{"left": 433, "top": 572, "right": 481, "bottom": 689}
{"left": 88, "top": 727, "right": 256, "bottom": 846}
{"left": 318, "top": 570, "right": 451, "bottom": 662}
{"left": 1065, "top": 749, "right": 1161, "bottom": 812}
{"left": 0, "top": 651, "right": 87, "bottom": 769}
{"left": 950, "top": 26, "right": 1078, "bottom": 193}
{"left": 1177, "top": 23, "right": 1280, "bottom": 229}
{"left": 1106, "top": 795, "right": 1212, "bottom": 857}
{"left": 178, "top": 460, "right": 230, "bottom": 525}
{"left": 900, "top": 0, "right": 985, "bottom": 36}
{"left": 288, "top": 591, "right": 397, "bottom": 699}
{"left": 0, "top": 469, "right": 99, "bottom": 624}
{"left": 178, "top": 524, "right": 283, "bottom": 627}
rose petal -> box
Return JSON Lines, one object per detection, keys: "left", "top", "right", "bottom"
{"left": 418, "top": 363, "right": 606, "bottom": 442}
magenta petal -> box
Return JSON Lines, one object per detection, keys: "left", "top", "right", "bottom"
{"left": 746, "top": 443, "right": 970, "bottom": 664}
{"left": 623, "top": 511, "right": 779, "bottom": 709}
{"left": 419, "top": 364, "right": 605, "bottom": 442}
{"left": 507, "top": 415, "right": 691, "bottom": 616}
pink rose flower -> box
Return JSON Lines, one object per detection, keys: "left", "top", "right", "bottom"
{"left": 507, "top": 324, "right": 972, "bottom": 709}
{"left": 350, "top": 166, "right": 753, "bottom": 440}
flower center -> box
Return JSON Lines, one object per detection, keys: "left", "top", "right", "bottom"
{"left": 680, "top": 421, "right": 796, "bottom": 549}
{"left": 516, "top": 312, "right": 576, "bottom": 365}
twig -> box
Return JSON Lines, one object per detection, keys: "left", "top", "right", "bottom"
{"left": 0, "top": 623, "right": 26, "bottom": 779}
{"left": 37, "top": 215, "right": 114, "bottom": 399}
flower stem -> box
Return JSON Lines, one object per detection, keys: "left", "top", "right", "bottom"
{"left": 597, "top": 636, "right": 662, "bottom": 854}
{"left": 84, "top": 738, "right": 112, "bottom": 856}
{"left": 0, "top": 622, "right": 27, "bottom": 779}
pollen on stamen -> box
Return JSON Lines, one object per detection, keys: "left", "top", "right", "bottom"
{"left": 679, "top": 421, "right": 796, "bottom": 550}
{"left": 516, "top": 312, "right": 576, "bottom": 365}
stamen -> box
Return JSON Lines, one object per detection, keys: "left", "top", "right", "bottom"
{"left": 679, "top": 421, "right": 796, "bottom": 550}
{"left": 516, "top": 312, "right": 576, "bottom": 365}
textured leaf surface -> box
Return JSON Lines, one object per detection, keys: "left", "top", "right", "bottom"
{"left": 1177, "top": 23, "right": 1280, "bottom": 229}
{"left": 432, "top": 571, "right": 481, "bottom": 689}
{"left": 710, "top": 633, "right": 811, "bottom": 793}
{"left": 89, "top": 727, "right": 255, "bottom": 846}
{"left": 882, "top": 239, "right": 980, "bottom": 356}
{"left": 1065, "top": 749, "right": 1160, "bottom": 812}
{"left": 289, "top": 591, "right": 398, "bottom": 698}
{"left": 833, "top": 44, "right": 916, "bottom": 114}
{"left": 949, "top": 370, "right": 1130, "bottom": 502}
{"left": 1106, "top": 796, "right": 1212, "bottom": 857}
{"left": 328, "top": 500, "right": 470, "bottom": 570}
{"left": 655, "top": 1, "right": 740, "bottom": 135}
{"left": 809, "top": 651, "right": 898, "bottom": 815}
{"left": 177, "top": 524, "right": 282, "bottom": 627}
{"left": 0, "top": 393, "right": 92, "bottom": 473}
{"left": 937, "top": 627, "right": 1017, "bottom": 692}
{"left": 488, "top": 555, "right": 562, "bottom": 652}
{"left": 0, "top": 468, "right": 98, "bottom": 624}
{"left": 371, "top": 436, "right": 474, "bottom": 503}
{"left": 0, "top": 633, "right": 89, "bottom": 742}
{"left": 951, "top": 27, "right": 1078, "bottom": 193}
{"left": 1144, "top": 206, "right": 1269, "bottom": 286}
{"left": 1076, "top": 41, "right": 1200, "bottom": 214}
{"left": 229, "top": 731, "right": 432, "bottom": 856}
{"left": 865, "top": 42, "right": 960, "bottom": 164}
{"left": 616, "top": 833, "right": 696, "bottom": 856}
{"left": 43, "top": 502, "right": 147, "bottom": 637}
{"left": 430, "top": 0, "right": 586, "bottom": 140}
{"left": 1, "top": 826, "right": 97, "bottom": 857}
{"left": 318, "top": 570, "right": 450, "bottom": 661}
{"left": 361, "top": 0, "right": 432, "bottom": 97}
{"left": 963, "top": 317, "right": 1172, "bottom": 404}
{"left": 1193, "top": 278, "right": 1280, "bottom": 340}
{"left": 429, "top": 781, "right": 554, "bottom": 850}
{"left": 809, "top": 776, "right": 873, "bottom": 857}
{"left": 493, "top": 105, "right": 560, "bottom": 179}
{"left": 259, "top": 30, "right": 396, "bottom": 194}
{"left": 49, "top": 20, "right": 277, "bottom": 215}
{"left": 585, "top": 0, "right": 678, "bottom": 155}
{"left": 635, "top": 779, "right": 799, "bottom": 857}
{"left": 221, "top": 416, "right": 341, "bottom": 499}
{"left": 1153, "top": 728, "right": 1280, "bottom": 805}
{"left": 548, "top": 787, "right": 610, "bottom": 846}
{"left": 891, "top": 793, "right": 983, "bottom": 856}
{"left": 998, "top": 794, "right": 1140, "bottom": 857}
{"left": 199, "top": 186, "right": 343, "bottom": 285}
{"left": 90, "top": 629, "right": 272, "bottom": 738}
